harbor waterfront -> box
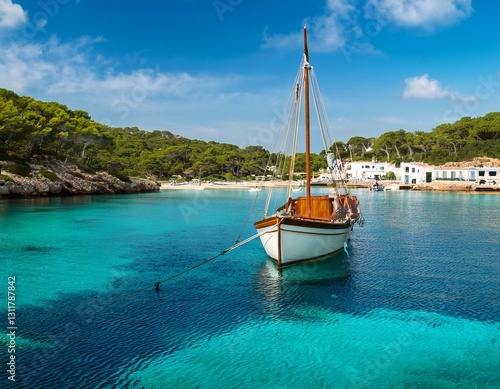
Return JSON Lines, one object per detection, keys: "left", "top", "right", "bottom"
{"left": 1, "top": 188, "right": 499, "bottom": 388}
{"left": 161, "top": 179, "right": 500, "bottom": 192}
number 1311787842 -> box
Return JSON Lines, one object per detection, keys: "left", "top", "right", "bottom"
{"left": 7, "top": 276, "right": 17, "bottom": 382}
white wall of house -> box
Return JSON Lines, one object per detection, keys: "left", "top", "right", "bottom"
{"left": 400, "top": 163, "right": 500, "bottom": 183}
{"left": 347, "top": 161, "right": 398, "bottom": 181}
{"left": 400, "top": 162, "right": 434, "bottom": 184}
{"left": 347, "top": 161, "right": 500, "bottom": 184}
{"left": 434, "top": 168, "right": 469, "bottom": 181}
{"left": 429, "top": 166, "right": 499, "bottom": 182}
{"left": 470, "top": 167, "right": 500, "bottom": 182}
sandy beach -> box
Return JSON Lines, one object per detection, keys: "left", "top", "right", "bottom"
{"left": 160, "top": 180, "right": 290, "bottom": 191}
{"left": 160, "top": 180, "right": 499, "bottom": 192}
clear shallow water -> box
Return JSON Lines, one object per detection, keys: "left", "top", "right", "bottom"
{"left": 1, "top": 189, "right": 499, "bottom": 388}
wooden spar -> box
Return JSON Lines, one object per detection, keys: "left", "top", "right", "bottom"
{"left": 303, "top": 26, "right": 312, "bottom": 218}
{"left": 303, "top": 26, "right": 309, "bottom": 62}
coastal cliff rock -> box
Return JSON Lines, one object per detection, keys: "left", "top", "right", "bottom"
{"left": 0, "top": 161, "right": 159, "bottom": 197}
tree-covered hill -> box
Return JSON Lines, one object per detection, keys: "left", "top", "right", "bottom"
{"left": 0, "top": 88, "right": 273, "bottom": 181}
{"left": 1, "top": 88, "right": 499, "bottom": 181}
{"left": 344, "top": 114, "right": 499, "bottom": 165}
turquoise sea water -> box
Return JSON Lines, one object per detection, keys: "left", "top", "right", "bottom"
{"left": 1, "top": 188, "right": 499, "bottom": 388}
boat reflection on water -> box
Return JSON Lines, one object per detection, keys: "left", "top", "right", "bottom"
{"left": 259, "top": 252, "right": 351, "bottom": 282}
{"left": 255, "top": 252, "right": 352, "bottom": 317}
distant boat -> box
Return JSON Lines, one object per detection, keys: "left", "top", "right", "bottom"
{"left": 370, "top": 182, "right": 385, "bottom": 191}
{"left": 248, "top": 187, "right": 261, "bottom": 192}
{"left": 254, "top": 27, "right": 364, "bottom": 269}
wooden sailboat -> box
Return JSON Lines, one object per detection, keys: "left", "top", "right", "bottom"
{"left": 254, "top": 27, "right": 364, "bottom": 268}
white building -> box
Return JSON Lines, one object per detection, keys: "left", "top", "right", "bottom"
{"left": 400, "top": 162, "right": 435, "bottom": 184}
{"left": 434, "top": 167, "right": 470, "bottom": 181}
{"left": 400, "top": 162, "right": 500, "bottom": 184}
{"left": 347, "top": 160, "right": 500, "bottom": 184}
{"left": 469, "top": 166, "right": 499, "bottom": 183}
{"left": 346, "top": 161, "right": 398, "bottom": 181}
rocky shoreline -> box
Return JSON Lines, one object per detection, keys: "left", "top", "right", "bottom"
{"left": 0, "top": 160, "right": 160, "bottom": 197}
{"left": 409, "top": 181, "right": 500, "bottom": 192}
{"left": 2, "top": 159, "right": 496, "bottom": 197}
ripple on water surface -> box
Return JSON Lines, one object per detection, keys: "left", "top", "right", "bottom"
{"left": 115, "top": 308, "right": 500, "bottom": 389}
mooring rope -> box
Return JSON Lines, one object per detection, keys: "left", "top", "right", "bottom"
{"left": 118, "top": 230, "right": 267, "bottom": 297}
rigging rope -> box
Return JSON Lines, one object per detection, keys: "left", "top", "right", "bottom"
{"left": 259, "top": 56, "right": 308, "bottom": 217}
{"left": 233, "top": 189, "right": 260, "bottom": 244}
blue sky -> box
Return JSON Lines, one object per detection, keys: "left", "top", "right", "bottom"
{"left": 0, "top": 0, "right": 499, "bottom": 151}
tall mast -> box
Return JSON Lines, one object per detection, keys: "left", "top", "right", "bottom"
{"left": 303, "top": 26, "right": 311, "bottom": 217}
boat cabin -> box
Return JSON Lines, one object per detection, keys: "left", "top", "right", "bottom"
{"left": 286, "top": 195, "right": 359, "bottom": 222}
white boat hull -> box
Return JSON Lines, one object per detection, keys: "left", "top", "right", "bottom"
{"left": 255, "top": 216, "right": 352, "bottom": 268}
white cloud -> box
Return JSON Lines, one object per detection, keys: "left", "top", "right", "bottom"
{"left": 35, "top": 17, "right": 47, "bottom": 30}
{"left": 0, "top": 43, "right": 52, "bottom": 90}
{"left": 0, "top": 0, "right": 26, "bottom": 29}
{"left": 312, "top": 0, "right": 359, "bottom": 51}
{"left": 262, "top": 0, "right": 379, "bottom": 54}
{"left": 403, "top": 74, "right": 449, "bottom": 99}
{"left": 365, "top": 0, "right": 473, "bottom": 30}
{"left": 261, "top": 0, "right": 473, "bottom": 54}
{"left": 0, "top": 36, "right": 237, "bottom": 99}
{"left": 0, "top": 35, "right": 251, "bottom": 131}
{"left": 0, "top": 37, "right": 96, "bottom": 91}
{"left": 261, "top": 28, "right": 302, "bottom": 50}
{"left": 403, "top": 74, "right": 475, "bottom": 104}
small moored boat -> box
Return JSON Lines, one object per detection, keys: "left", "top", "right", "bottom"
{"left": 370, "top": 182, "right": 385, "bottom": 191}
{"left": 254, "top": 27, "right": 364, "bottom": 269}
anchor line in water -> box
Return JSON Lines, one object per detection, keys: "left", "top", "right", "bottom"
{"left": 118, "top": 230, "right": 268, "bottom": 298}
{"left": 233, "top": 189, "right": 261, "bottom": 245}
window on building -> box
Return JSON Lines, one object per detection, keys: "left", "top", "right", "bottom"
{"left": 405, "top": 167, "right": 409, "bottom": 173}
{"left": 479, "top": 171, "right": 485, "bottom": 177}
{"left": 412, "top": 168, "right": 415, "bottom": 173}
{"left": 489, "top": 171, "right": 497, "bottom": 177}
